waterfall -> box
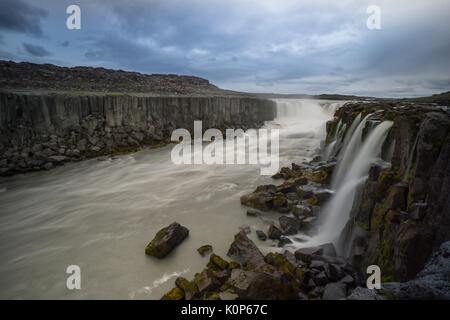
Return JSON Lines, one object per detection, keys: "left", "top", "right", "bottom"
{"left": 331, "top": 113, "right": 369, "bottom": 188}
{"left": 300, "top": 120, "right": 393, "bottom": 250}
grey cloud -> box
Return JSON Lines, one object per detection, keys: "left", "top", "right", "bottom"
{"left": 0, "top": 0, "right": 48, "bottom": 36}
{"left": 23, "top": 43, "right": 51, "bottom": 57}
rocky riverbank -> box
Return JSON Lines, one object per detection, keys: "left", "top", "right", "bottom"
{"left": 157, "top": 101, "right": 449, "bottom": 300}
{"left": 0, "top": 91, "right": 276, "bottom": 176}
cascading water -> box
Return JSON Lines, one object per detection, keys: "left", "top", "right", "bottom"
{"left": 299, "top": 120, "right": 393, "bottom": 251}
{"left": 331, "top": 113, "right": 369, "bottom": 189}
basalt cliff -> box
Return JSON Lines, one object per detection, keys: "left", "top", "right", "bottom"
{"left": 158, "top": 101, "right": 450, "bottom": 300}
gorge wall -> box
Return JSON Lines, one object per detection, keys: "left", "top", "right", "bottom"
{"left": 328, "top": 102, "right": 450, "bottom": 282}
{"left": 0, "top": 91, "right": 276, "bottom": 176}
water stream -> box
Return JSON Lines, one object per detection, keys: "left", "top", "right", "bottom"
{"left": 0, "top": 99, "right": 342, "bottom": 299}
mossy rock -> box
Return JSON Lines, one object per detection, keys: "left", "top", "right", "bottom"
{"left": 161, "top": 286, "right": 184, "bottom": 300}
{"left": 175, "top": 277, "right": 198, "bottom": 300}
{"left": 210, "top": 254, "right": 229, "bottom": 270}
{"left": 197, "top": 245, "right": 213, "bottom": 256}
{"left": 145, "top": 222, "right": 189, "bottom": 258}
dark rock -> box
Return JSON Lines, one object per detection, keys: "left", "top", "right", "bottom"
{"left": 227, "top": 231, "right": 265, "bottom": 267}
{"left": 323, "top": 282, "right": 347, "bottom": 300}
{"left": 294, "top": 246, "right": 323, "bottom": 264}
{"left": 312, "top": 271, "right": 329, "bottom": 286}
{"left": 279, "top": 216, "right": 300, "bottom": 235}
{"left": 256, "top": 230, "right": 267, "bottom": 241}
{"left": 409, "top": 202, "right": 428, "bottom": 220}
{"left": 268, "top": 224, "right": 282, "bottom": 240}
{"left": 319, "top": 243, "right": 337, "bottom": 257}
{"left": 195, "top": 269, "right": 220, "bottom": 293}
{"left": 278, "top": 236, "right": 293, "bottom": 247}
{"left": 145, "top": 222, "right": 189, "bottom": 258}
{"left": 228, "top": 268, "right": 299, "bottom": 300}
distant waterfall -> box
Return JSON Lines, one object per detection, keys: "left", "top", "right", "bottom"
{"left": 302, "top": 120, "right": 393, "bottom": 250}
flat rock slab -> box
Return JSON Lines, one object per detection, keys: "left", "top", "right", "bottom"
{"left": 145, "top": 222, "right": 189, "bottom": 258}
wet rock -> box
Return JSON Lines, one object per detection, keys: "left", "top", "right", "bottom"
{"left": 227, "top": 231, "right": 265, "bottom": 267}
{"left": 240, "top": 187, "right": 274, "bottom": 211}
{"left": 268, "top": 224, "right": 282, "bottom": 240}
{"left": 319, "top": 243, "right": 337, "bottom": 257}
{"left": 210, "top": 254, "right": 229, "bottom": 270}
{"left": 279, "top": 216, "right": 300, "bottom": 235}
{"left": 292, "top": 204, "right": 313, "bottom": 218}
{"left": 278, "top": 236, "right": 293, "bottom": 247}
{"left": 313, "top": 271, "right": 328, "bottom": 286}
{"left": 256, "top": 230, "right": 267, "bottom": 241}
{"left": 145, "top": 222, "right": 189, "bottom": 258}
{"left": 323, "top": 282, "right": 347, "bottom": 300}
{"left": 161, "top": 287, "right": 184, "bottom": 300}
{"left": 327, "top": 263, "right": 345, "bottom": 281}
{"left": 197, "top": 245, "right": 213, "bottom": 256}
{"left": 175, "top": 277, "right": 199, "bottom": 300}
{"left": 294, "top": 246, "right": 323, "bottom": 264}
{"left": 228, "top": 268, "right": 299, "bottom": 300}
{"left": 300, "top": 216, "right": 317, "bottom": 232}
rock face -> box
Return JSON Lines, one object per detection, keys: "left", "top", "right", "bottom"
{"left": 329, "top": 102, "right": 450, "bottom": 282}
{"left": 0, "top": 91, "right": 276, "bottom": 176}
{"left": 145, "top": 222, "right": 189, "bottom": 258}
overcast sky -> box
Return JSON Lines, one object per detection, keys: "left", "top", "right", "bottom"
{"left": 0, "top": 0, "right": 449, "bottom": 97}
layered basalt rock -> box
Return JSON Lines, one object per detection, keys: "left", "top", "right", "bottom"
{"left": 0, "top": 92, "right": 276, "bottom": 176}
{"left": 331, "top": 103, "right": 450, "bottom": 282}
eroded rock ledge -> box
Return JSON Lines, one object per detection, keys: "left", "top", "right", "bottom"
{"left": 0, "top": 91, "right": 276, "bottom": 176}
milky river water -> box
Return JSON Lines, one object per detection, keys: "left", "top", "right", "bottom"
{"left": 0, "top": 99, "right": 341, "bottom": 299}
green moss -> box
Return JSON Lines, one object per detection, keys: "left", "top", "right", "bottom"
{"left": 307, "top": 196, "right": 319, "bottom": 206}
{"left": 161, "top": 287, "right": 185, "bottom": 300}
{"left": 210, "top": 254, "right": 229, "bottom": 270}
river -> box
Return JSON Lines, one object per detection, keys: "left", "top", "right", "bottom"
{"left": 0, "top": 99, "right": 341, "bottom": 299}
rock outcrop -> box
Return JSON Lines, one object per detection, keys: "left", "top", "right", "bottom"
{"left": 329, "top": 103, "right": 450, "bottom": 282}
{"left": 0, "top": 91, "right": 276, "bottom": 176}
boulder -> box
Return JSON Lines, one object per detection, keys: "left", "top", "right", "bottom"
{"left": 323, "top": 282, "right": 347, "bottom": 300}
{"left": 145, "top": 222, "right": 189, "bottom": 258}
{"left": 175, "top": 277, "right": 198, "bottom": 300}
{"left": 210, "top": 254, "right": 229, "bottom": 270}
{"left": 278, "top": 236, "right": 293, "bottom": 247}
{"left": 279, "top": 216, "right": 300, "bottom": 235}
{"left": 228, "top": 268, "right": 299, "bottom": 300}
{"left": 268, "top": 224, "right": 282, "bottom": 240}
{"left": 256, "top": 230, "right": 267, "bottom": 241}
{"left": 227, "top": 231, "right": 265, "bottom": 267}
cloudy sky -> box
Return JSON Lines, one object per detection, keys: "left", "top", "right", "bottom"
{"left": 0, "top": 0, "right": 449, "bottom": 97}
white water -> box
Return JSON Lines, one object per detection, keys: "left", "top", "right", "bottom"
{"left": 300, "top": 120, "right": 393, "bottom": 250}
{"left": 0, "top": 99, "right": 341, "bottom": 299}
